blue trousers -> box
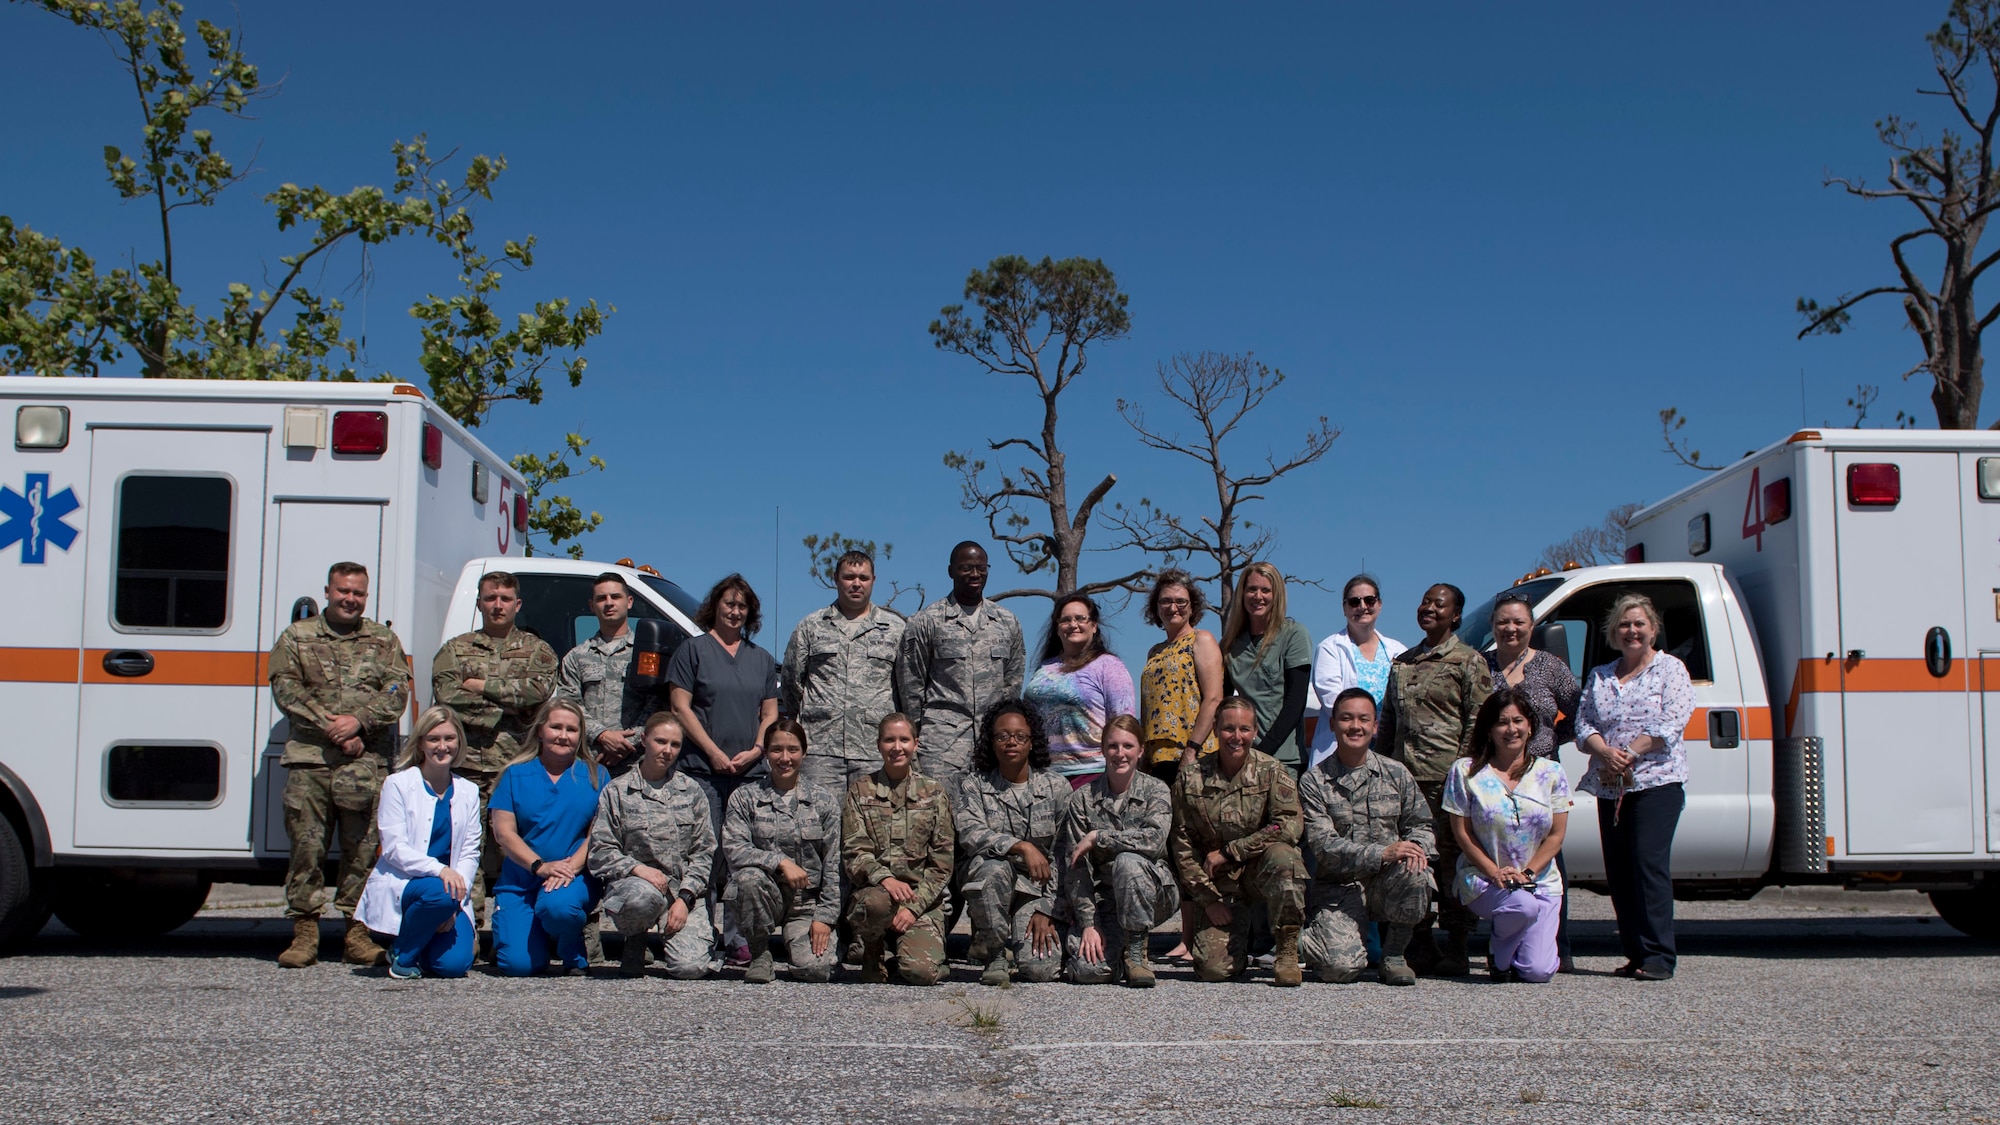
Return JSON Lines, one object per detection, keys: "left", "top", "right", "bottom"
{"left": 492, "top": 876, "right": 599, "bottom": 977}
{"left": 394, "top": 877, "right": 475, "bottom": 978}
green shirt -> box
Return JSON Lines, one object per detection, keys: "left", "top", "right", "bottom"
{"left": 1223, "top": 617, "right": 1313, "bottom": 766}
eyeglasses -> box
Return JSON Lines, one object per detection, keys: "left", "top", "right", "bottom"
{"left": 992, "top": 731, "right": 1032, "bottom": 745}
{"left": 1156, "top": 597, "right": 1191, "bottom": 608}
{"left": 1057, "top": 615, "right": 1093, "bottom": 625}
{"left": 1345, "top": 595, "right": 1380, "bottom": 609}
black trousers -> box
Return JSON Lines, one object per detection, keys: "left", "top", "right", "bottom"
{"left": 1598, "top": 782, "right": 1683, "bottom": 972}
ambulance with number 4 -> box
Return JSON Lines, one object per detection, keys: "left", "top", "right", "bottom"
{"left": 0, "top": 378, "right": 701, "bottom": 949}
{"left": 1451, "top": 428, "right": 2000, "bottom": 938}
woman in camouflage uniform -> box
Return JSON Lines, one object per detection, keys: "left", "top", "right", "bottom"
{"left": 957, "top": 700, "right": 1070, "bottom": 987}
{"left": 722, "top": 718, "right": 842, "bottom": 984}
{"left": 842, "top": 714, "right": 956, "bottom": 985}
{"left": 1060, "top": 714, "right": 1178, "bottom": 987}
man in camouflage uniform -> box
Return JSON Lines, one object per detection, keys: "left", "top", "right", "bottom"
{"left": 955, "top": 763, "right": 1070, "bottom": 986}
{"left": 558, "top": 572, "right": 655, "bottom": 778}
{"left": 1378, "top": 583, "right": 1492, "bottom": 975}
{"left": 1300, "top": 686, "right": 1435, "bottom": 986}
{"left": 1170, "top": 735, "right": 1307, "bottom": 985}
{"left": 588, "top": 714, "right": 718, "bottom": 978}
{"left": 781, "top": 550, "right": 904, "bottom": 796}
{"left": 432, "top": 571, "right": 559, "bottom": 916}
{"left": 721, "top": 762, "right": 843, "bottom": 984}
{"left": 267, "top": 561, "right": 411, "bottom": 968}
{"left": 1058, "top": 769, "right": 1178, "bottom": 987}
{"left": 895, "top": 542, "right": 1025, "bottom": 790}
{"left": 842, "top": 741, "right": 955, "bottom": 985}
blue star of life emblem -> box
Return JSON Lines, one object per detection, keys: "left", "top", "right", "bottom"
{"left": 0, "top": 473, "right": 81, "bottom": 564}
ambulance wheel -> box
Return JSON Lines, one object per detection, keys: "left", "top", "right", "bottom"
{"left": 0, "top": 818, "right": 51, "bottom": 952}
{"left": 50, "top": 870, "right": 211, "bottom": 941}
{"left": 1929, "top": 885, "right": 2000, "bottom": 942}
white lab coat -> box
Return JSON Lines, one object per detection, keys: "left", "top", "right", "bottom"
{"left": 1307, "top": 629, "right": 1409, "bottom": 768}
{"left": 355, "top": 766, "right": 481, "bottom": 935}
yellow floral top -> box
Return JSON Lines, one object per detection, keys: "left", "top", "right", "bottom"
{"left": 1140, "top": 630, "right": 1219, "bottom": 764}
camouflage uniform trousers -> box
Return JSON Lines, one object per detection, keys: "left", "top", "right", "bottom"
{"left": 800, "top": 754, "right": 877, "bottom": 801}
{"left": 601, "top": 876, "right": 718, "bottom": 980}
{"left": 1067, "top": 852, "right": 1179, "bottom": 985}
{"left": 1300, "top": 864, "right": 1433, "bottom": 983}
{"left": 960, "top": 857, "right": 1062, "bottom": 983}
{"left": 1417, "top": 780, "right": 1474, "bottom": 934}
{"left": 726, "top": 866, "right": 837, "bottom": 983}
{"left": 847, "top": 886, "right": 947, "bottom": 985}
{"left": 1190, "top": 843, "right": 1307, "bottom": 983}
{"left": 282, "top": 755, "right": 388, "bottom": 918}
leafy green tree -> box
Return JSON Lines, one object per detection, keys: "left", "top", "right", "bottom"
{"left": 930, "top": 255, "right": 1144, "bottom": 602}
{"left": 0, "top": 0, "right": 611, "bottom": 554}
{"left": 512, "top": 436, "right": 605, "bottom": 559}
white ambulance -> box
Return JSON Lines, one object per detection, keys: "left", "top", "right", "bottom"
{"left": 0, "top": 378, "right": 701, "bottom": 947}
{"left": 1454, "top": 428, "right": 2000, "bottom": 938}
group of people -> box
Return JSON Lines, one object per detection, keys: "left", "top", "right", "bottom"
{"left": 267, "top": 540, "right": 1696, "bottom": 986}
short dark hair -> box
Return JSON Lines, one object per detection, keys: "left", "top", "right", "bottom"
{"left": 767, "top": 717, "right": 809, "bottom": 756}
{"left": 589, "top": 572, "right": 632, "bottom": 605}
{"left": 1470, "top": 687, "right": 1540, "bottom": 781}
{"left": 694, "top": 573, "right": 762, "bottom": 636}
{"left": 1144, "top": 568, "right": 1208, "bottom": 627}
{"left": 975, "top": 698, "right": 1051, "bottom": 773}
{"left": 834, "top": 551, "right": 875, "bottom": 577}
{"left": 327, "top": 561, "right": 369, "bottom": 584}
{"left": 1329, "top": 686, "right": 1378, "bottom": 717}
{"left": 478, "top": 570, "right": 519, "bottom": 593}
{"left": 949, "top": 540, "right": 987, "bottom": 563}
{"left": 1037, "top": 592, "right": 1114, "bottom": 670}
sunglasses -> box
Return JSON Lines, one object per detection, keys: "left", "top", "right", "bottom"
{"left": 1345, "top": 595, "right": 1381, "bottom": 609}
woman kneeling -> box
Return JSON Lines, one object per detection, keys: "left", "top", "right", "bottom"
{"left": 1061, "top": 714, "right": 1178, "bottom": 987}
{"left": 489, "top": 698, "right": 606, "bottom": 976}
{"left": 358, "top": 706, "right": 481, "bottom": 979}
{"left": 722, "top": 719, "right": 841, "bottom": 983}
{"left": 589, "top": 712, "right": 719, "bottom": 978}
{"left": 843, "top": 713, "right": 955, "bottom": 985}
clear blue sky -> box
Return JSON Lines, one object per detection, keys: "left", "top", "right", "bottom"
{"left": 2, "top": 2, "right": 1944, "bottom": 652}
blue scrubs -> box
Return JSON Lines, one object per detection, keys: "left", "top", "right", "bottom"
{"left": 392, "top": 779, "right": 475, "bottom": 978}
{"left": 489, "top": 758, "right": 605, "bottom": 976}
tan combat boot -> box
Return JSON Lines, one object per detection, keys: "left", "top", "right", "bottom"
{"left": 1272, "top": 925, "right": 1303, "bottom": 987}
{"left": 277, "top": 916, "right": 320, "bottom": 968}
{"left": 860, "top": 939, "right": 888, "bottom": 984}
{"left": 1121, "top": 932, "right": 1155, "bottom": 989}
{"left": 1378, "top": 923, "right": 1417, "bottom": 986}
{"left": 343, "top": 919, "right": 389, "bottom": 967}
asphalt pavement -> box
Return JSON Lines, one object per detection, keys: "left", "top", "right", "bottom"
{"left": 0, "top": 887, "right": 1993, "bottom": 1124}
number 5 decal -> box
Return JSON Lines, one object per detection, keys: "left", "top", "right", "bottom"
{"left": 497, "top": 477, "right": 512, "bottom": 554}
{"left": 1741, "top": 466, "right": 1764, "bottom": 551}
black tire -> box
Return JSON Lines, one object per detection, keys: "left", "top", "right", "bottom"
{"left": 0, "top": 817, "right": 49, "bottom": 951}
{"left": 1929, "top": 886, "right": 2000, "bottom": 942}
{"left": 50, "top": 870, "right": 211, "bottom": 941}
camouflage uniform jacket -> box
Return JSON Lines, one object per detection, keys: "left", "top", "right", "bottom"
{"left": 1058, "top": 771, "right": 1174, "bottom": 930}
{"left": 895, "top": 597, "right": 1026, "bottom": 771}
{"left": 722, "top": 779, "right": 844, "bottom": 926}
{"left": 780, "top": 603, "right": 905, "bottom": 762}
{"left": 955, "top": 768, "right": 1070, "bottom": 911}
{"left": 1299, "top": 750, "right": 1436, "bottom": 886}
{"left": 557, "top": 630, "right": 656, "bottom": 750}
{"left": 842, "top": 770, "right": 955, "bottom": 921}
{"left": 587, "top": 768, "right": 715, "bottom": 901}
{"left": 432, "top": 628, "right": 559, "bottom": 772}
{"left": 1378, "top": 633, "right": 1493, "bottom": 784}
{"left": 269, "top": 615, "right": 412, "bottom": 767}
{"left": 1170, "top": 749, "right": 1303, "bottom": 907}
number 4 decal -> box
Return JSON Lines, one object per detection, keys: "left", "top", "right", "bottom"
{"left": 1741, "top": 466, "right": 1764, "bottom": 551}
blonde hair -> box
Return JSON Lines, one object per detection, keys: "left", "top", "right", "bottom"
{"left": 400, "top": 705, "right": 469, "bottom": 770}
{"left": 1216, "top": 694, "right": 1259, "bottom": 726}
{"left": 642, "top": 711, "right": 684, "bottom": 738}
{"left": 1100, "top": 713, "right": 1144, "bottom": 748}
{"left": 509, "top": 696, "right": 600, "bottom": 787}
{"left": 1601, "top": 593, "right": 1665, "bottom": 649}
{"left": 877, "top": 712, "right": 914, "bottom": 740}
{"left": 1220, "top": 562, "right": 1289, "bottom": 659}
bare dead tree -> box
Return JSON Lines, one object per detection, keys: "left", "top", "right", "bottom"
{"left": 1536, "top": 503, "right": 1643, "bottom": 570}
{"left": 930, "top": 255, "right": 1150, "bottom": 603}
{"left": 1796, "top": 0, "right": 2000, "bottom": 428}
{"left": 1103, "top": 351, "right": 1337, "bottom": 616}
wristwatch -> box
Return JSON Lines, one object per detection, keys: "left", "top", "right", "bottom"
{"left": 529, "top": 858, "right": 546, "bottom": 876}
{"left": 677, "top": 889, "right": 697, "bottom": 909}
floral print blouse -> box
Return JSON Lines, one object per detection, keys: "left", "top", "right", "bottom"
{"left": 1140, "top": 630, "right": 1218, "bottom": 765}
{"left": 1573, "top": 651, "right": 1697, "bottom": 798}
{"left": 1441, "top": 755, "right": 1571, "bottom": 904}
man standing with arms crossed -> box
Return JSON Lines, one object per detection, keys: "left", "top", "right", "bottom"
{"left": 268, "top": 562, "right": 411, "bottom": 968}
{"left": 559, "top": 572, "right": 654, "bottom": 779}
{"left": 432, "top": 571, "right": 560, "bottom": 919}
{"left": 781, "top": 550, "right": 905, "bottom": 796}
{"left": 896, "top": 542, "right": 1026, "bottom": 793}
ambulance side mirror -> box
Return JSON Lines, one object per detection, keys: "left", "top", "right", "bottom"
{"left": 627, "top": 618, "right": 682, "bottom": 691}
{"left": 1531, "top": 621, "right": 1569, "bottom": 669}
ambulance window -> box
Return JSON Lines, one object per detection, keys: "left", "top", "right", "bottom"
{"left": 1552, "top": 579, "right": 1713, "bottom": 684}
{"left": 104, "top": 744, "right": 222, "bottom": 806}
{"left": 514, "top": 572, "right": 670, "bottom": 663}
{"left": 113, "top": 475, "right": 232, "bottom": 631}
